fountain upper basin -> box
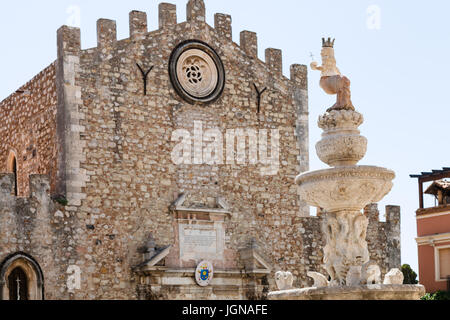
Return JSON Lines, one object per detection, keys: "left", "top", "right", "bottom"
{"left": 295, "top": 166, "right": 395, "bottom": 213}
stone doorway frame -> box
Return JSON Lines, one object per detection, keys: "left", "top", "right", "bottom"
{"left": 0, "top": 253, "right": 44, "bottom": 300}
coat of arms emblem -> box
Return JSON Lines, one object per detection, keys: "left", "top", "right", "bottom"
{"left": 195, "top": 261, "right": 214, "bottom": 287}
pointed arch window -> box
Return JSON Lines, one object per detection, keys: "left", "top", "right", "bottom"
{"left": 7, "top": 150, "right": 18, "bottom": 196}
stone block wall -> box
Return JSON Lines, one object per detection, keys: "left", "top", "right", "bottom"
{"left": 365, "top": 204, "right": 401, "bottom": 275}
{"left": 53, "top": 1, "right": 310, "bottom": 299}
{"left": 0, "top": 65, "right": 57, "bottom": 197}
{"left": 0, "top": 174, "right": 78, "bottom": 300}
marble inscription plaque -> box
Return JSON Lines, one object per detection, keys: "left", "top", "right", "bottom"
{"left": 179, "top": 223, "right": 224, "bottom": 261}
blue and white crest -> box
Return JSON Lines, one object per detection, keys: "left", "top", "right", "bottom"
{"left": 195, "top": 261, "right": 214, "bottom": 287}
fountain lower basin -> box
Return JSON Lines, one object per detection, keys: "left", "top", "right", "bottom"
{"left": 295, "top": 166, "right": 395, "bottom": 212}
{"left": 269, "top": 284, "right": 425, "bottom": 301}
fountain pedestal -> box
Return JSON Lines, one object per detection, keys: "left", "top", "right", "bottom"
{"left": 268, "top": 38, "right": 425, "bottom": 300}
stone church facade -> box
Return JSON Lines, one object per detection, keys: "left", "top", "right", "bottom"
{"left": 0, "top": 0, "right": 400, "bottom": 300}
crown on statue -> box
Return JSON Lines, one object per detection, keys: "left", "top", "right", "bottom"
{"left": 322, "top": 37, "right": 335, "bottom": 48}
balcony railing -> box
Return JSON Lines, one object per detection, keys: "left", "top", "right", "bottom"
{"left": 416, "top": 204, "right": 450, "bottom": 216}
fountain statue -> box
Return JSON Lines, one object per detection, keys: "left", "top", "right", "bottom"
{"left": 268, "top": 39, "right": 425, "bottom": 300}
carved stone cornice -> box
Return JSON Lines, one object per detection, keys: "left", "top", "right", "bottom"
{"left": 318, "top": 110, "right": 364, "bottom": 132}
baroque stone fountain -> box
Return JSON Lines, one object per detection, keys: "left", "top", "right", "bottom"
{"left": 269, "top": 38, "right": 425, "bottom": 300}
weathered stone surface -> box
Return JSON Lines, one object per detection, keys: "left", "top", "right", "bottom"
{"left": 361, "top": 261, "right": 382, "bottom": 285}
{"left": 0, "top": 174, "right": 77, "bottom": 300}
{"left": 316, "top": 110, "right": 367, "bottom": 167}
{"left": 346, "top": 266, "right": 363, "bottom": 287}
{"left": 0, "top": 64, "right": 57, "bottom": 197}
{"left": 383, "top": 268, "right": 404, "bottom": 285}
{"left": 307, "top": 272, "right": 329, "bottom": 288}
{"left": 275, "top": 271, "right": 294, "bottom": 291}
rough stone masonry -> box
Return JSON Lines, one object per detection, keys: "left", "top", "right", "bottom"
{"left": 0, "top": 0, "right": 400, "bottom": 300}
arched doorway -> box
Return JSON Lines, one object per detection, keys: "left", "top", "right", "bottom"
{"left": 0, "top": 253, "right": 44, "bottom": 300}
{"left": 8, "top": 267, "right": 28, "bottom": 300}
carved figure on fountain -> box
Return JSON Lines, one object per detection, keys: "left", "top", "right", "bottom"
{"left": 322, "top": 211, "right": 370, "bottom": 285}
{"left": 311, "top": 38, "right": 355, "bottom": 113}
{"left": 275, "top": 271, "right": 295, "bottom": 291}
{"left": 361, "top": 261, "right": 382, "bottom": 285}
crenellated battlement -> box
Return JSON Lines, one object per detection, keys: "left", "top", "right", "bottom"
{"left": 240, "top": 31, "right": 258, "bottom": 58}
{"left": 265, "top": 48, "right": 283, "bottom": 76}
{"left": 0, "top": 173, "right": 51, "bottom": 201}
{"left": 56, "top": 0, "right": 306, "bottom": 84}
{"left": 159, "top": 3, "right": 177, "bottom": 28}
{"left": 129, "top": 11, "right": 148, "bottom": 40}
{"left": 364, "top": 203, "right": 401, "bottom": 224}
{"left": 364, "top": 203, "right": 401, "bottom": 273}
{"left": 186, "top": 0, "right": 206, "bottom": 23}
{"left": 97, "top": 19, "right": 117, "bottom": 49}
{"left": 214, "top": 13, "right": 232, "bottom": 41}
{"left": 0, "top": 174, "right": 15, "bottom": 197}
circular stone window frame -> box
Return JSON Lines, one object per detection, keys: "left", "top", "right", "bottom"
{"left": 169, "top": 40, "right": 225, "bottom": 105}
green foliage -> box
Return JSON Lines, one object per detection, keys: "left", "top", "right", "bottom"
{"left": 421, "top": 291, "right": 450, "bottom": 300}
{"left": 401, "top": 264, "right": 418, "bottom": 285}
{"left": 421, "top": 293, "right": 432, "bottom": 300}
{"left": 52, "top": 195, "right": 68, "bottom": 207}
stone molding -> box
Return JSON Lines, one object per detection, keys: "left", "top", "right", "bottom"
{"left": 416, "top": 232, "right": 450, "bottom": 245}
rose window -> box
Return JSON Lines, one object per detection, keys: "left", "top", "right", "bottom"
{"left": 169, "top": 41, "right": 225, "bottom": 104}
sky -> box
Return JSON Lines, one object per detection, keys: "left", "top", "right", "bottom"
{"left": 1, "top": 0, "right": 449, "bottom": 276}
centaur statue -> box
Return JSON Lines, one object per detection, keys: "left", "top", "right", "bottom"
{"left": 311, "top": 38, "right": 355, "bottom": 112}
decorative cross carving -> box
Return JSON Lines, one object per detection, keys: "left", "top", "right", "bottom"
{"left": 16, "top": 277, "right": 21, "bottom": 300}
{"left": 136, "top": 63, "right": 154, "bottom": 96}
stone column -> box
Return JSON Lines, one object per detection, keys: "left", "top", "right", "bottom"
{"left": 56, "top": 26, "right": 87, "bottom": 208}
